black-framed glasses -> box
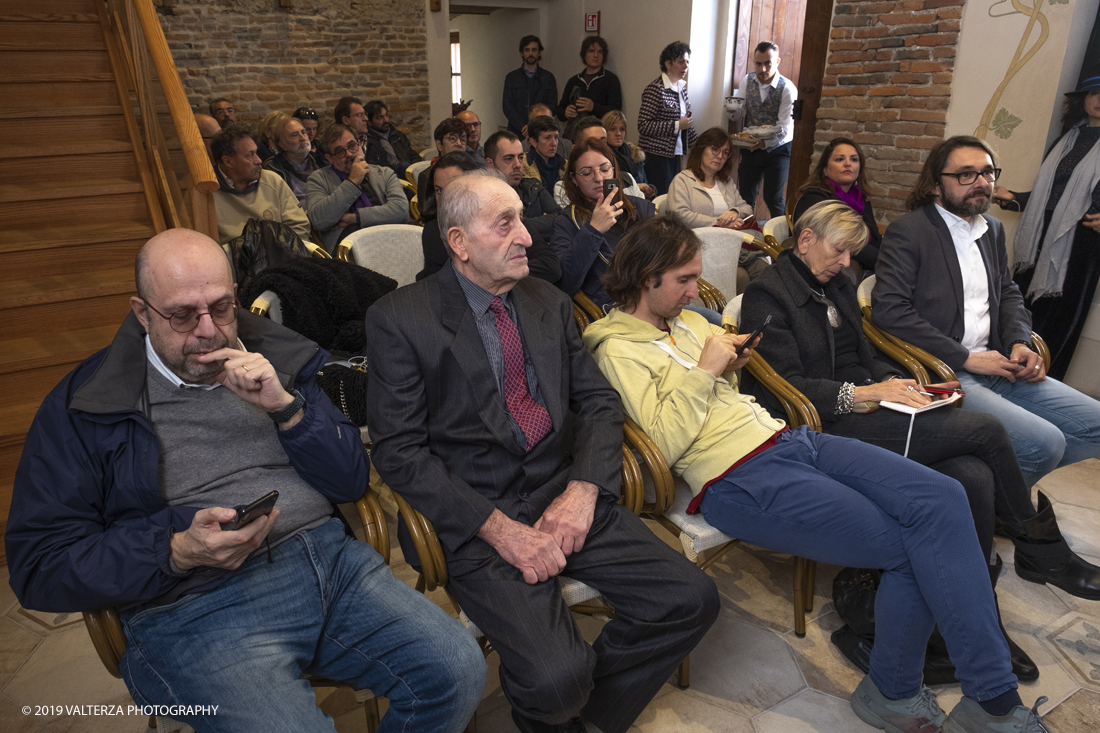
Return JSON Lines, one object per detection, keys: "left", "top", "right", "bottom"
{"left": 329, "top": 140, "right": 361, "bottom": 158}
{"left": 144, "top": 299, "right": 238, "bottom": 333}
{"left": 941, "top": 167, "right": 1001, "bottom": 185}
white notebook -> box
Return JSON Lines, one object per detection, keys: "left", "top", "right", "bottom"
{"left": 877, "top": 392, "right": 963, "bottom": 456}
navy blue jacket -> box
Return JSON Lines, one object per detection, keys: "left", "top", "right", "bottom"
{"left": 6, "top": 310, "right": 368, "bottom": 613}
{"left": 503, "top": 66, "right": 558, "bottom": 136}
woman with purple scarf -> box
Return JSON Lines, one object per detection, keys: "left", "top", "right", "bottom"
{"left": 792, "top": 138, "right": 881, "bottom": 274}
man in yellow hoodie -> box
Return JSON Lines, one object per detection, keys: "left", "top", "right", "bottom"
{"left": 582, "top": 213, "right": 1049, "bottom": 733}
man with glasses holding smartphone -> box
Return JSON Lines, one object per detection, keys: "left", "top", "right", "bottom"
{"left": 7, "top": 229, "right": 487, "bottom": 732}
{"left": 874, "top": 136, "right": 1100, "bottom": 600}
{"left": 306, "top": 123, "right": 409, "bottom": 254}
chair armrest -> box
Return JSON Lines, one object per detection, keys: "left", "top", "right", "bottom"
{"left": 622, "top": 415, "right": 676, "bottom": 515}
{"left": 400, "top": 179, "right": 416, "bottom": 195}
{"left": 335, "top": 242, "right": 353, "bottom": 263}
{"left": 355, "top": 487, "right": 392, "bottom": 565}
{"left": 620, "top": 443, "right": 644, "bottom": 516}
{"left": 864, "top": 309, "right": 957, "bottom": 383}
{"left": 724, "top": 324, "right": 822, "bottom": 431}
{"left": 390, "top": 490, "right": 449, "bottom": 592}
{"left": 696, "top": 277, "right": 727, "bottom": 312}
{"left": 572, "top": 304, "right": 591, "bottom": 334}
{"left": 83, "top": 608, "right": 127, "bottom": 679}
{"left": 250, "top": 297, "right": 271, "bottom": 317}
{"left": 409, "top": 195, "right": 420, "bottom": 222}
{"left": 573, "top": 291, "right": 604, "bottom": 322}
{"left": 760, "top": 234, "right": 783, "bottom": 260}
{"left": 1032, "top": 332, "right": 1051, "bottom": 371}
{"left": 306, "top": 242, "right": 332, "bottom": 259}
{"left": 859, "top": 313, "right": 931, "bottom": 385}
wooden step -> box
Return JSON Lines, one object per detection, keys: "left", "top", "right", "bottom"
{"left": 0, "top": 221, "right": 154, "bottom": 255}
{"left": 0, "top": 0, "right": 100, "bottom": 24}
{"left": 0, "top": 116, "right": 132, "bottom": 159}
{"left": 0, "top": 176, "right": 143, "bottom": 204}
{"left": 0, "top": 238, "right": 143, "bottom": 281}
{"left": 0, "top": 22, "right": 105, "bottom": 51}
{"left": 0, "top": 291, "right": 133, "bottom": 343}
{"left": 2, "top": 151, "right": 139, "bottom": 188}
{"left": 0, "top": 81, "right": 122, "bottom": 120}
{"left": 0, "top": 266, "right": 134, "bottom": 310}
{"left": 0, "top": 50, "right": 113, "bottom": 83}
{"left": 0, "top": 322, "right": 122, "bottom": 374}
{"left": 0, "top": 191, "right": 150, "bottom": 239}
{"left": 0, "top": 361, "right": 87, "bottom": 445}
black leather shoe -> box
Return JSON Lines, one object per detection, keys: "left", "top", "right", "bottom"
{"left": 1014, "top": 492, "right": 1100, "bottom": 600}
{"left": 511, "top": 710, "right": 587, "bottom": 733}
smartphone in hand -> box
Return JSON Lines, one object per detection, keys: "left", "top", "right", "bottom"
{"left": 736, "top": 315, "right": 771, "bottom": 355}
{"left": 219, "top": 490, "right": 279, "bottom": 531}
{"left": 602, "top": 178, "right": 623, "bottom": 206}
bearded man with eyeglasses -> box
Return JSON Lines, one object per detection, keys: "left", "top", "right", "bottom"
{"left": 873, "top": 136, "right": 1100, "bottom": 602}
{"left": 6, "top": 229, "right": 488, "bottom": 732}
{"left": 305, "top": 123, "right": 409, "bottom": 254}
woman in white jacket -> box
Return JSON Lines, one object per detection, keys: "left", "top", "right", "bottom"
{"left": 668, "top": 126, "right": 765, "bottom": 290}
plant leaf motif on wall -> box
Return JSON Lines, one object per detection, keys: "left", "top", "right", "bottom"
{"left": 991, "top": 108, "right": 1023, "bottom": 139}
{"left": 1047, "top": 0, "right": 1068, "bottom": 5}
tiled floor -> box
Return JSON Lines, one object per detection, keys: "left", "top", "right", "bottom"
{"left": 3, "top": 461, "right": 1100, "bottom": 732}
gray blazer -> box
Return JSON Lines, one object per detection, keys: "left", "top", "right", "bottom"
{"left": 871, "top": 204, "right": 1032, "bottom": 370}
{"left": 364, "top": 263, "right": 624, "bottom": 556}
{"left": 305, "top": 164, "right": 408, "bottom": 253}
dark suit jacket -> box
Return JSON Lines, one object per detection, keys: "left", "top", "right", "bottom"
{"left": 742, "top": 250, "right": 898, "bottom": 424}
{"left": 871, "top": 204, "right": 1032, "bottom": 370}
{"left": 365, "top": 263, "right": 623, "bottom": 556}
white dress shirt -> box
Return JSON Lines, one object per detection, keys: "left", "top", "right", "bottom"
{"left": 661, "top": 73, "right": 687, "bottom": 155}
{"left": 935, "top": 203, "right": 991, "bottom": 353}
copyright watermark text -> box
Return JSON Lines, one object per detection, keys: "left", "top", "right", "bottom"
{"left": 22, "top": 704, "right": 219, "bottom": 717}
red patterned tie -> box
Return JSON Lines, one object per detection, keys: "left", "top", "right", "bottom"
{"left": 489, "top": 297, "right": 552, "bottom": 452}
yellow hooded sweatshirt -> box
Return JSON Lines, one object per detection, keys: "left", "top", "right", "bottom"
{"left": 582, "top": 308, "right": 786, "bottom": 499}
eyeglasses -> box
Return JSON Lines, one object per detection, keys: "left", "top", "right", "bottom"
{"left": 465, "top": 121, "right": 482, "bottom": 129}
{"left": 329, "top": 140, "right": 361, "bottom": 158}
{"left": 940, "top": 167, "right": 1001, "bottom": 185}
{"left": 143, "top": 300, "right": 238, "bottom": 333}
{"left": 442, "top": 133, "right": 467, "bottom": 145}
{"left": 576, "top": 163, "right": 614, "bottom": 181}
{"left": 709, "top": 146, "right": 732, "bottom": 160}
{"left": 293, "top": 107, "right": 318, "bottom": 120}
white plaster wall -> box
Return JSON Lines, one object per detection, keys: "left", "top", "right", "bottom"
{"left": 946, "top": 0, "right": 1099, "bottom": 396}
{"left": 425, "top": 0, "right": 453, "bottom": 133}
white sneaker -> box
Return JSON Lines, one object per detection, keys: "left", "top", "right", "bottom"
{"left": 944, "top": 696, "right": 1050, "bottom": 732}
{"left": 851, "top": 674, "right": 946, "bottom": 732}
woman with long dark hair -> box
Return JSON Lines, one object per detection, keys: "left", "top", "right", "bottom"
{"left": 792, "top": 137, "right": 881, "bottom": 272}
{"left": 996, "top": 87, "right": 1100, "bottom": 379}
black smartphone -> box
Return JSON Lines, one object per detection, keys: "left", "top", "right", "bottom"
{"left": 736, "top": 315, "right": 771, "bottom": 355}
{"left": 219, "top": 490, "right": 279, "bottom": 531}
{"left": 602, "top": 178, "right": 623, "bottom": 206}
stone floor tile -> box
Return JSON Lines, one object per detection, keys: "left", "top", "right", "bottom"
{"left": 4, "top": 605, "right": 84, "bottom": 638}
{"left": 0, "top": 691, "right": 45, "bottom": 733}
{"left": 0, "top": 617, "right": 42, "bottom": 691}
{"left": 931, "top": 630, "right": 1079, "bottom": 716}
{"left": 677, "top": 601, "right": 806, "bottom": 717}
{"left": 1041, "top": 688, "right": 1100, "bottom": 732}
{"left": 628, "top": 686, "right": 754, "bottom": 732}
{"left": 471, "top": 702, "right": 520, "bottom": 733}
{"left": 785, "top": 611, "right": 864, "bottom": 700}
{"left": 1, "top": 627, "right": 130, "bottom": 713}
{"left": 705, "top": 543, "right": 831, "bottom": 635}
{"left": 993, "top": 560, "right": 1074, "bottom": 636}
{"left": 1035, "top": 462, "right": 1100, "bottom": 513}
{"left": 0, "top": 567, "right": 19, "bottom": 617}
{"left": 1042, "top": 503, "right": 1100, "bottom": 559}
{"left": 753, "top": 688, "right": 877, "bottom": 733}
{"left": 1036, "top": 610, "right": 1100, "bottom": 693}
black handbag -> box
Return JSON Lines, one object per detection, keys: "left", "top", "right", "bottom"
{"left": 316, "top": 359, "right": 369, "bottom": 427}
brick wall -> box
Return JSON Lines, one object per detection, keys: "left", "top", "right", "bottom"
{"left": 815, "top": 0, "right": 964, "bottom": 224}
{"left": 155, "top": 0, "right": 431, "bottom": 148}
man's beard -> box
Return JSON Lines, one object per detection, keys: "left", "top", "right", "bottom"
{"left": 153, "top": 331, "right": 232, "bottom": 383}
{"left": 940, "top": 185, "right": 991, "bottom": 218}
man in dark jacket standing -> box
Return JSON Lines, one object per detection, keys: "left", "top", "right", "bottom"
{"left": 503, "top": 35, "right": 559, "bottom": 136}
{"left": 6, "top": 229, "right": 485, "bottom": 732}
{"left": 557, "top": 36, "right": 623, "bottom": 135}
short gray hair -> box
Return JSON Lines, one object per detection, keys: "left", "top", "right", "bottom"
{"left": 794, "top": 200, "right": 869, "bottom": 254}
{"left": 437, "top": 169, "right": 508, "bottom": 256}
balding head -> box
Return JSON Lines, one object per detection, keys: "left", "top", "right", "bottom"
{"left": 194, "top": 114, "right": 220, "bottom": 159}
{"left": 132, "top": 229, "right": 238, "bottom": 384}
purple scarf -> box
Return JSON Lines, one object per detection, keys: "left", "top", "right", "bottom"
{"left": 333, "top": 166, "right": 373, "bottom": 210}
{"left": 829, "top": 179, "right": 865, "bottom": 215}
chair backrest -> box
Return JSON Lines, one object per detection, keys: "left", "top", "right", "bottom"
{"left": 419, "top": 146, "right": 435, "bottom": 161}
{"left": 406, "top": 160, "right": 432, "bottom": 186}
{"left": 249, "top": 290, "right": 283, "bottom": 323}
{"left": 692, "top": 227, "right": 752, "bottom": 303}
{"left": 856, "top": 273, "right": 876, "bottom": 312}
{"left": 652, "top": 193, "right": 667, "bottom": 213}
{"left": 722, "top": 293, "right": 743, "bottom": 330}
{"left": 340, "top": 224, "right": 424, "bottom": 287}
{"left": 763, "top": 216, "right": 790, "bottom": 243}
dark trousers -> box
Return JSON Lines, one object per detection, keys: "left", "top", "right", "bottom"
{"left": 828, "top": 406, "right": 1037, "bottom": 562}
{"left": 738, "top": 142, "right": 792, "bottom": 219}
{"left": 445, "top": 499, "right": 720, "bottom": 733}
{"left": 643, "top": 152, "right": 681, "bottom": 196}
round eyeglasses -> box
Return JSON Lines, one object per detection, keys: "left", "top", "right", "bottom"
{"left": 144, "top": 300, "right": 238, "bottom": 333}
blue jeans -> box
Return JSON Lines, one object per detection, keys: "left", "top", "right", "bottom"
{"left": 684, "top": 304, "right": 723, "bottom": 326}
{"left": 120, "top": 519, "right": 486, "bottom": 733}
{"left": 699, "top": 427, "right": 1015, "bottom": 702}
{"left": 956, "top": 371, "right": 1100, "bottom": 487}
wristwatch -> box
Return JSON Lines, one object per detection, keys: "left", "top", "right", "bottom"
{"left": 268, "top": 389, "right": 305, "bottom": 423}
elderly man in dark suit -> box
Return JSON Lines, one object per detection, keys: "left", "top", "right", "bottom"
{"left": 873, "top": 135, "right": 1100, "bottom": 598}
{"left": 365, "top": 170, "right": 718, "bottom": 733}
